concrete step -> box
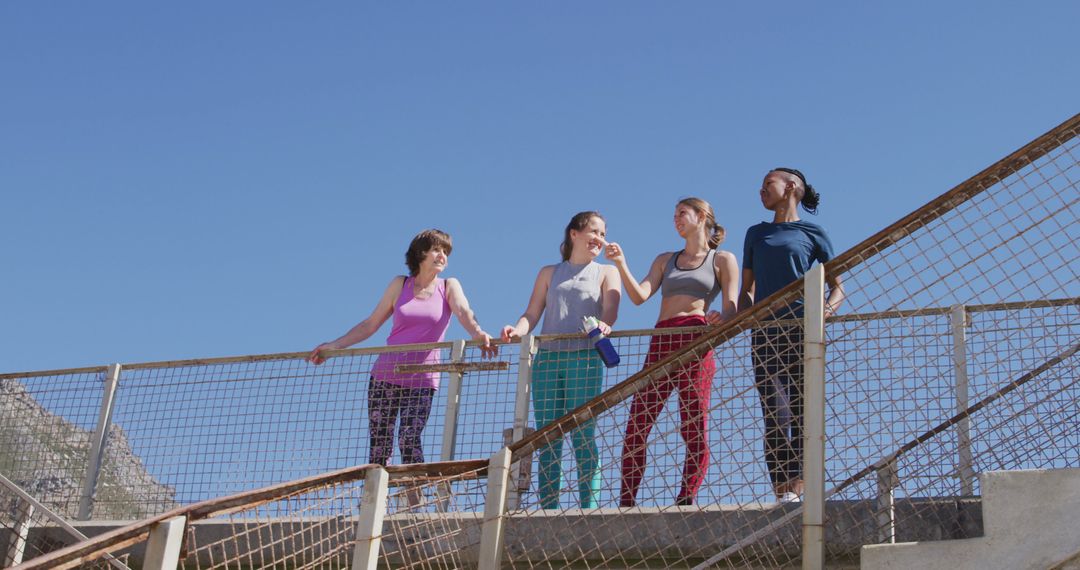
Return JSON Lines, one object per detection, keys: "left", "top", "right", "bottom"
{"left": 861, "top": 468, "right": 1080, "bottom": 570}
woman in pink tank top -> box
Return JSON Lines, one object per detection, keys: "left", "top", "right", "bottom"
{"left": 308, "top": 229, "right": 497, "bottom": 467}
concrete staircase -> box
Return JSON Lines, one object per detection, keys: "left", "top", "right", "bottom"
{"left": 861, "top": 468, "right": 1080, "bottom": 570}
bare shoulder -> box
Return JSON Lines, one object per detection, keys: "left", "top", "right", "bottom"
{"left": 714, "top": 250, "right": 738, "bottom": 266}
{"left": 376, "top": 276, "right": 408, "bottom": 306}
{"left": 653, "top": 252, "right": 675, "bottom": 266}
{"left": 387, "top": 275, "right": 407, "bottom": 292}
{"left": 531, "top": 264, "right": 557, "bottom": 287}
{"left": 601, "top": 263, "right": 621, "bottom": 282}
{"left": 443, "top": 277, "right": 468, "bottom": 304}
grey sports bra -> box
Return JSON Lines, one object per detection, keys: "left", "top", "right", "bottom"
{"left": 660, "top": 249, "right": 721, "bottom": 306}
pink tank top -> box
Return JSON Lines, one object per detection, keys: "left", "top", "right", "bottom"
{"left": 370, "top": 276, "right": 452, "bottom": 389}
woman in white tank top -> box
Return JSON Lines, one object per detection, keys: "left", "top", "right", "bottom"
{"left": 501, "top": 212, "right": 621, "bottom": 509}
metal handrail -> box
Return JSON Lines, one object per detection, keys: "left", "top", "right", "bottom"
{"left": 3, "top": 296, "right": 1073, "bottom": 380}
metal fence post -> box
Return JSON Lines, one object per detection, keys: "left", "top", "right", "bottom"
{"left": 950, "top": 304, "right": 975, "bottom": 496}
{"left": 478, "top": 447, "right": 511, "bottom": 570}
{"left": 802, "top": 264, "right": 826, "bottom": 570}
{"left": 351, "top": 467, "right": 389, "bottom": 570}
{"left": 875, "top": 459, "right": 899, "bottom": 544}
{"left": 78, "top": 363, "right": 122, "bottom": 520}
{"left": 511, "top": 334, "right": 536, "bottom": 444}
{"left": 440, "top": 339, "right": 467, "bottom": 463}
{"left": 506, "top": 334, "right": 536, "bottom": 510}
{"left": 142, "top": 515, "right": 186, "bottom": 570}
{"left": 434, "top": 339, "right": 467, "bottom": 512}
{"left": 3, "top": 499, "right": 34, "bottom": 567}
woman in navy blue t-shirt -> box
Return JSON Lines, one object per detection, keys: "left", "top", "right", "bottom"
{"left": 738, "top": 168, "right": 845, "bottom": 503}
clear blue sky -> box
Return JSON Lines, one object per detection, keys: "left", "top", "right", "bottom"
{"left": 2, "top": 2, "right": 1077, "bottom": 373}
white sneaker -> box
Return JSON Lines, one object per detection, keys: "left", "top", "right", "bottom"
{"left": 779, "top": 492, "right": 801, "bottom": 503}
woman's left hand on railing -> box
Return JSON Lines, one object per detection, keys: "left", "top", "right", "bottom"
{"left": 474, "top": 332, "right": 499, "bottom": 358}
{"left": 307, "top": 342, "right": 339, "bottom": 365}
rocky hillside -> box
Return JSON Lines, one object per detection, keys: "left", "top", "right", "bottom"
{"left": 0, "top": 378, "right": 177, "bottom": 520}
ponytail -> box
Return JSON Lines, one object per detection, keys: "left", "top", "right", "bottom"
{"left": 772, "top": 167, "right": 821, "bottom": 215}
{"left": 708, "top": 225, "right": 725, "bottom": 249}
{"left": 800, "top": 184, "right": 820, "bottom": 215}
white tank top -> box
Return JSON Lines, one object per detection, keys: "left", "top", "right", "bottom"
{"left": 540, "top": 261, "right": 604, "bottom": 351}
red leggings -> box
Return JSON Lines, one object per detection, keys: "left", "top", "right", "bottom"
{"left": 620, "top": 315, "right": 715, "bottom": 506}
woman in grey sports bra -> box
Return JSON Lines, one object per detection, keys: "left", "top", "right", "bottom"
{"left": 501, "top": 211, "right": 622, "bottom": 509}
{"left": 604, "top": 197, "right": 738, "bottom": 507}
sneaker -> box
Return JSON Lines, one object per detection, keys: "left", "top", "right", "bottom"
{"left": 779, "top": 492, "right": 801, "bottom": 503}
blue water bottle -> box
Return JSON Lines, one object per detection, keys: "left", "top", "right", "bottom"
{"left": 583, "top": 316, "right": 621, "bottom": 368}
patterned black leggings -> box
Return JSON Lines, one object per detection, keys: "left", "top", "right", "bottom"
{"left": 367, "top": 378, "right": 435, "bottom": 466}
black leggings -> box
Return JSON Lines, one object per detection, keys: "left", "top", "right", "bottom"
{"left": 367, "top": 378, "right": 435, "bottom": 465}
{"left": 752, "top": 325, "right": 804, "bottom": 487}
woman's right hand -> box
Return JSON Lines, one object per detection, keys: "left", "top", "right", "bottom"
{"left": 308, "top": 342, "right": 336, "bottom": 365}
{"left": 500, "top": 325, "right": 518, "bottom": 343}
{"left": 595, "top": 320, "right": 612, "bottom": 336}
{"left": 604, "top": 242, "right": 625, "bottom": 265}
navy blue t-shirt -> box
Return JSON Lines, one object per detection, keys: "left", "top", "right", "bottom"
{"left": 742, "top": 220, "right": 835, "bottom": 316}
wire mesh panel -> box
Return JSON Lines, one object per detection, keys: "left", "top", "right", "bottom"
{"left": 0, "top": 370, "right": 106, "bottom": 519}
{"left": 512, "top": 331, "right": 640, "bottom": 511}
{"left": 104, "top": 355, "right": 374, "bottom": 515}
{"left": 378, "top": 466, "right": 488, "bottom": 569}
{"left": 8, "top": 461, "right": 490, "bottom": 570}
{"left": 815, "top": 119, "right": 1079, "bottom": 565}
{"left": 826, "top": 311, "right": 961, "bottom": 500}
{"left": 451, "top": 341, "right": 521, "bottom": 461}
{"left": 85, "top": 343, "right": 515, "bottom": 518}
{"left": 510, "top": 328, "right": 772, "bottom": 513}
{"left": 0, "top": 340, "right": 529, "bottom": 518}
{"left": 966, "top": 303, "right": 1080, "bottom": 475}
{"left": 0, "top": 485, "right": 63, "bottom": 567}
{"left": 1, "top": 472, "right": 144, "bottom": 569}
{"left": 183, "top": 479, "right": 366, "bottom": 569}
{"left": 501, "top": 319, "right": 826, "bottom": 569}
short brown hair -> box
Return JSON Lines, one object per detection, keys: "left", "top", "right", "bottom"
{"left": 405, "top": 229, "right": 453, "bottom": 276}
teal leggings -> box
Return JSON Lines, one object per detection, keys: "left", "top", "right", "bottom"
{"left": 531, "top": 349, "right": 603, "bottom": 509}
